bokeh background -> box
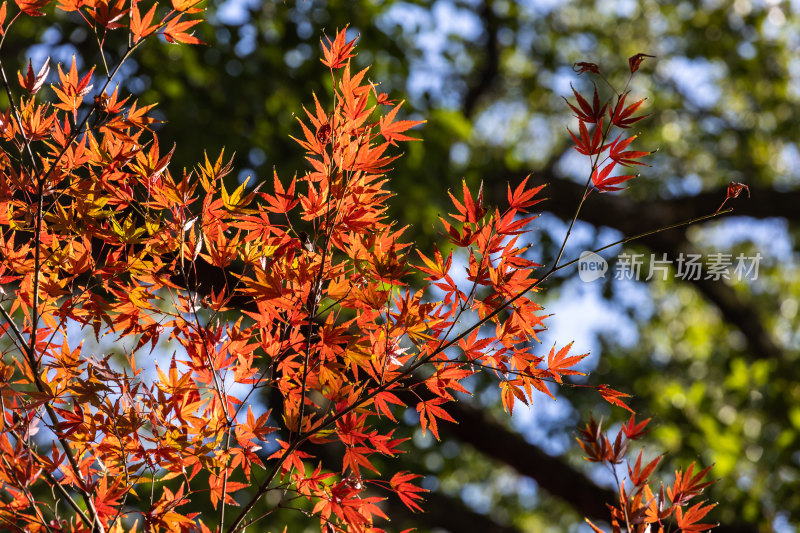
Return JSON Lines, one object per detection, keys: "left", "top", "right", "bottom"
{"left": 5, "top": 0, "right": 799, "bottom": 531}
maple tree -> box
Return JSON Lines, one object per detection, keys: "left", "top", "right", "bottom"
{"left": 0, "top": 3, "right": 727, "bottom": 532}
{"left": 94, "top": 3, "right": 790, "bottom": 529}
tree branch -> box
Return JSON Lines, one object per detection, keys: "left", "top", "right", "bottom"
{"left": 447, "top": 402, "right": 615, "bottom": 519}
{"left": 486, "top": 169, "right": 788, "bottom": 363}
{"left": 522, "top": 172, "right": 800, "bottom": 231}
{"left": 383, "top": 488, "right": 524, "bottom": 533}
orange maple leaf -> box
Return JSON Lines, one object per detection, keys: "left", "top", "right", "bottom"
{"left": 130, "top": 1, "right": 159, "bottom": 43}
{"left": 546, "top": 342, "right": 586, "bottom": 383}
{"left": 321, "top": 26, "right": 357, "bottom": 69}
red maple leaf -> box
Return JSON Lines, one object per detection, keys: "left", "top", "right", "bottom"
{"left": 564, "top": 83, "right": 608, "bottom": 124}
{"left": 569, "top": 119, "right": 608, "bottom": 156}
{"left": 379, "top": 100, "right": 424, "bottom": 145}
{"left": 15, "top": 0, "right": 50, "bottom": 16}
{"left": 591, "top": 162, "right": 636, "bottom": 193}
{"left": 675, "top": 501, "right": 718, "bottom": 532}
{"left": 609, "top": 92, "right": 648, "bottom": 129}
{"left": 130, "top": 1, "right": 159, "bottom": 43}
{"left": 416, "top": 398, "right": 456, "bottom": 440}
{"left": 546, "top": 342, "right": 587, "bottom": 383}
{"left": 321, "top": 26, "right": 358, "bottom": 69}
{"left": 628, "top": 449, "right": 662, "bottom": 486}
{"left": 18, "top": 58, "right": 50, "bottom": 94}
{"left": 390, "top": 471, "right": 428, "bottom": 512}
{"left": 607, "top": 133, "right": 652, "bottom": 166}
{"left": 596, "top": 384, "right": 634, "bottom": 413}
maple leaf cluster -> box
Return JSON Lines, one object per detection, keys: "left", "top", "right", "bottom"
{"left": 564, "top": 57, "right": 654, "bottom": 194}
{"left": 0, "top": 2, "right": 719, "bottom": 531}
{"left": 579, "top": 415, "right": 717, "bottom": 533}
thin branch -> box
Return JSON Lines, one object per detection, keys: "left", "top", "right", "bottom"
{"left": 6, "top": 427, "right": 93, "bottom": 529}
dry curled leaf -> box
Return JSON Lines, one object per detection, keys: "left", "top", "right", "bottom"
{"left": 573, "top": 61, "right": 601, "bottom": 74}
{"left": 628, "top": 53, "right": 656, "bottom": 73}
{"left": 716, "top": 181, "right": 750, "bottom": 213}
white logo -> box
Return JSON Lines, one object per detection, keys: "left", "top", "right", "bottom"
{"left": 578, "top": 251, "right": 607, "bottom": 282}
